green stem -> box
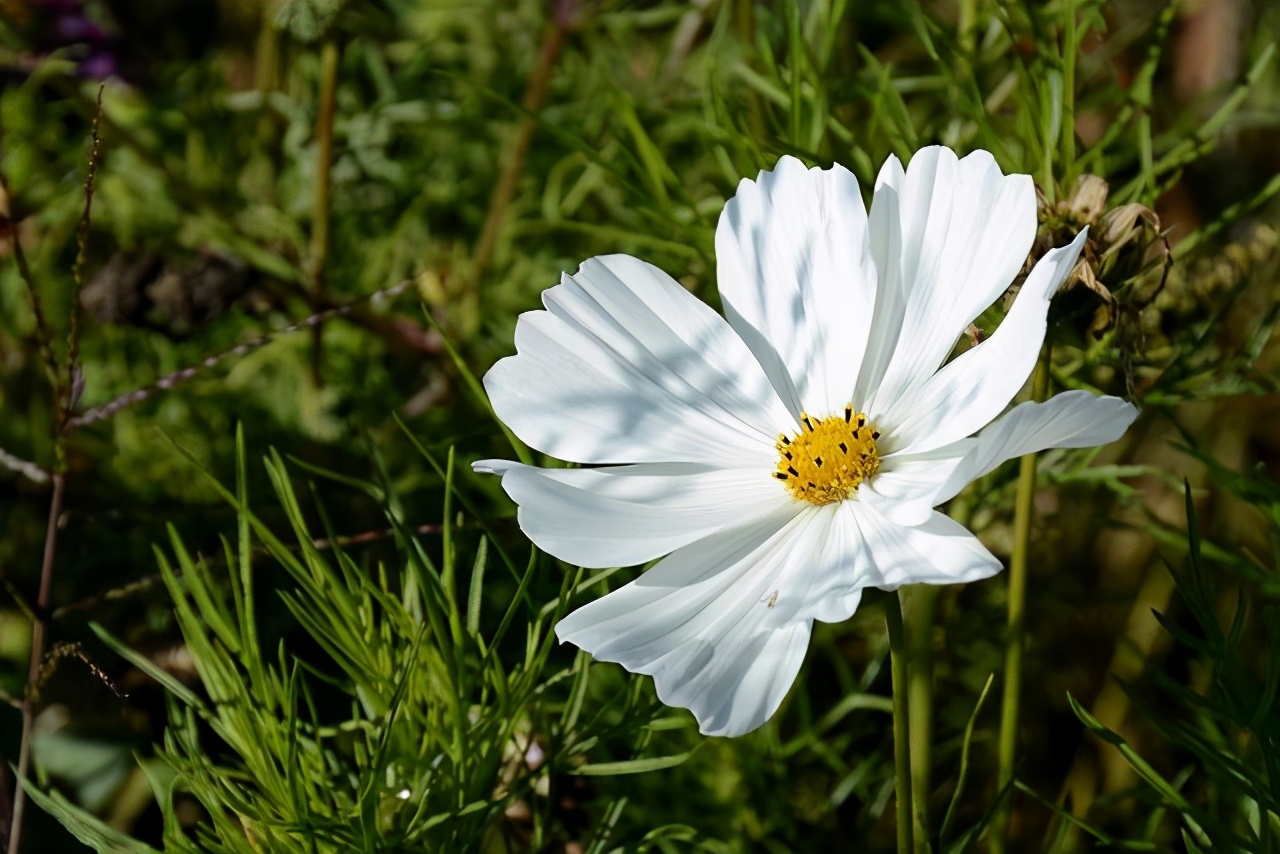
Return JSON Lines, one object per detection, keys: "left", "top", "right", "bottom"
{"left": 1040, "top": 77, "right": 1056, "bottom": 205}
{"left": 904, "top": 585, "right": 938, "bottom": 851}
{"left": 903, "top": 497, "right": 972, "bottom": 853}
{"left": 993, "top": 348, "right": 1051, "bottom": 849}
{"left": 887, "top": 591, "right": 915, "bottom": 854}
{"left": 787, "top": 0, "right": 802, "bottom": 147}
{"left": 957, "top": 0, "right": 977, "bottom": 53}
{"left": 1061, "top": 0, "right": 1078, "bottom": 185}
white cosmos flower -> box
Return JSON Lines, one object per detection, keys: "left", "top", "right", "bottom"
{"left": 474, "top": 147, "right": 1138, "bottom": 738}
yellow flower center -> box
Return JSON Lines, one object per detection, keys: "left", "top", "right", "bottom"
{"left": 773, "top": 405, "right": 880, "bottom": 505}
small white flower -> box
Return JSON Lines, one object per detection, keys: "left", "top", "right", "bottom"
{"left": 474, "top": 147, "right": 1138, "bottom": 737}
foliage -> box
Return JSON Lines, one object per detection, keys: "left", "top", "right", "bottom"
{"left": 1066, "top": 476, "right": 1280, "bottom": 852}
{"left": 0, "top": 0, "right": 1278, "bottom": 851}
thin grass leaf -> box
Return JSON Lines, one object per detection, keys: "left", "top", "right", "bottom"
{"left": 1011, "top": 780, "right": 1157, "bottom": 850}
{"left": 465, "top": 534, "right": 488, "bottom": 636}
{"left": 574, "top": 753, "right": 692, "bottom": 776}
{"left": 88, "top": 621, "right": 204, "bottom": 709}
{"left": 20, "top": 782, "right": 162, "bottom": 854}
{"left": 943, "top": 778, "right": 1014, "bottom": 854}
{"left": 940, "top": 673, "right": 996, "bottom": 845}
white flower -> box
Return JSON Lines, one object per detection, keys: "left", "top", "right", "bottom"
{"left": 474, "top": 147, "right": 1138, "bottom": 737}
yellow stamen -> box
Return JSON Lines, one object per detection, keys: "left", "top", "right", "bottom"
{"left": 773, "top": 405, "right": 880, "bottom": 505}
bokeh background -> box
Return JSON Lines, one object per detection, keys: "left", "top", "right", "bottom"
{"left": 1, "top": 0, "right": 1278, "bottom": 851}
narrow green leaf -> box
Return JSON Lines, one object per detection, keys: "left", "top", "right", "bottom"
{"left": 285, "top": 453, "right": 385, "bottom": 501}
{"left": 1067, "top": 691, "right": 1126, "bottom": 746}
{"left": 441, "top": 445, "right": 458, "bottom": 610}
{"left": 559, "top": 649, "right": 591, "bottom": 735}
{"left": 416, "top": 311, "right": 532, "bottom": 465}
{"left": 1011, "top": 780, "right": 1157, "bottom": 850}
{"left": 940, "top": 673, "right": 995, "bottom": 845}
{"left": 137, "top": 758, "right": 182, "bottom": 843}
{"left": 89, "top": 621, "right": 204, "bottom": 709}
{"left": 574, "top": 753, "right": 691, "bottom": 776}
{"left": 616, "top": 94, "right": 672, "bottom": 207}
{"left": 392, "top": 412, "right": 527, "bottom": 591}
{"left": 20, "top": 782, "right": 162, "bottom": 853}
{"left": 466, "top": 535, "right": 488, "bottom": 636}
{"left": 165, "top": 525, "right": 240, "bottom": 655}
{"left": 943, "top": 778, "right": 1014, "bottom": 854}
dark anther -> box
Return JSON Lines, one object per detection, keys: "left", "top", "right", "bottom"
{"left": 838, "top": 442, "right": 848, "bottom": 453}
{"left": 788, "top": 466, "right": 799, "bottom": 477}
{"left": 872, "top": 431, "right": 881, "bottom": 439}
{"left": 773, "top": 471, "right": 788, "bottom": 480}
{"left": 814, "top": 457, "right": 824, "bottom": 467}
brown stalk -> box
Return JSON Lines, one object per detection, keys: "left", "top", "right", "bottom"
{"left": 67, "top": 86, "right": 105, "bottom": 404}
{"left": 308, "top": 38, "right": 341, "bottom": 384}
{"left": 65, "top": 279, "right": 414, "bottom": 431}
{"left": 0, "top": 96, "right": 94, "bottom": 849}
{"left": 0, "top": 450, "right": 49, "bottom": 486}
{"left": 6, "top": 473, "right": 66, "bottom": 854}
{"left": 470, "top": 5, "right": 572, "bottom": 282}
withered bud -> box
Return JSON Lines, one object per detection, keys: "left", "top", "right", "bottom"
{"left": 1062, "top": 174, "right": 1110, "bottom": 224}
{"left": 1100, "top": 203, "right": 1163, "bottom": 254}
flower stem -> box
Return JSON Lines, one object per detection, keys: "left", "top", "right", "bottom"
{"left": 786, "top": 0, "right": 802, "bottom": 147}
{"left": 8, "top": 471, "right": 66, "bottom": 854}
{"left": 1060, "top": 0, "right": 1079, "bottom": 182}
{"left": 903, "top": 496, "right": 972, "bottom": 851}
{"left": 308, "top": 38, "right": 339, "bottom": 290}
{"left": 993, "top": 347, "right": 1051, "bottom": 849}
{"left": 886, "top": 590, "right": 915, "bottom": 854}
{"left": 957, "top": 0, "right": 978, "bottom": 53}
{"left": 903, "top": 585, "right": 937, "bottom": 850}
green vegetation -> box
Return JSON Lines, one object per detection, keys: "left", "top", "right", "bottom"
{"left": 1, "top": 0, "right": 1278, "bottom": 851}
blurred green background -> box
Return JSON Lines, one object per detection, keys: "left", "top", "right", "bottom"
{"left": 1, "top": 0, "right": 1278, "bottom": 851}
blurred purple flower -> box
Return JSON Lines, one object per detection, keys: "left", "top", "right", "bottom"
{"left": 23, "top": 0, "right": 120, "bottom": 80}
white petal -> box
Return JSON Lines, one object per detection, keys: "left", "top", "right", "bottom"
{"left": 931, "top": 390, "right": 1139, "bottom": 505}
{"left": 763, "top": 503, "right": 874, "bottom": 626}
{"left": 557, "top": 506, "right": 879, "bottom": 737}
{"left": 852, "top": 504, "right": 1003, "bottom": 589}
{"left": 555, "top": 510, "right": 794, "bottom": 660}
{"left": 855, "top": 154, "right": 907, "bottom": 407}
{"left": 716, "top": 156, "right": 879, "bottom": 418}
{"left": 475, "top": 460, "right": 790, "bottom": 568}
{"left": 858, "top": 442, "right": 976, "bottom": 525}
{"left": 881, "top": 229, "right": 1089, "bottom": 455}
{"left": 556, "top": 510, "right": 800, "bottom": 736}
{"left": 860, "top": 147, "right": 1037, "bottom": 414}
{"left": 674, "top": 620, "right": 812, "bottom": 738}
{"left": 484, "top": 255, "right": 790, "bottom": 465}
{"left": 804, "top": 505, "right": 868, "bottom": 624}
{"left": 553, "top": 494, "right": 999, "bottom": 735}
